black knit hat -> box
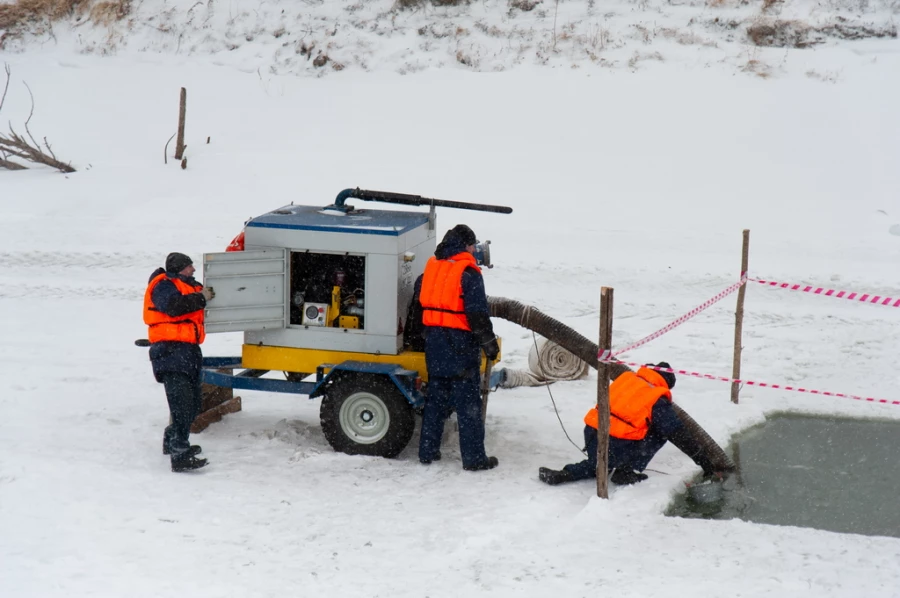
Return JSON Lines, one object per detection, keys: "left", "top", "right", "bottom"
{"left": 655, "top": 362, "right": 676, "bottom": 389}
{"left": 165, "top": 252, "right": 193, "bottom": 274}
{"left": 446, "top": 224, "right": 477, "bottom": 246}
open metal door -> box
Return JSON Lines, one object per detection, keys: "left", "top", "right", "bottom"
{"left": 203, "top": 249, "right": 287, "bottom": 334}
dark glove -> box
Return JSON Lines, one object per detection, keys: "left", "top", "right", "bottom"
{"left": 610, "top": 468, "right": 648, "bottom": 485}
{"left": 482, "top": 337, "right": 500, "bottom": 361}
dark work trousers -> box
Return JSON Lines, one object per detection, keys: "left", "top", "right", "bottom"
{"left": 419, "top": 372, "right": 488, "bottom": 469}
{"left": 161, "top": 372, "right": 202, "bottom": 458}
{"left": 563, "top": 424, "right": 670, "bottom": 481}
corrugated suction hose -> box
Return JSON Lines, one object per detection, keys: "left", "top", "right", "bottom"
{"left": 488, "top": 296, "right": 735, "bottom": 472}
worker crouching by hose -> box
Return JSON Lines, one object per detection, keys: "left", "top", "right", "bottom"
{"left": 539, "top": 362, "right": 726, "bottom": 486}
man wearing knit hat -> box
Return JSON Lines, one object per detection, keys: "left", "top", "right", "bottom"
{"left": 143, "top": 252, "right": 215, "bottom": 472}
{"left": 538, "top": 362, "right": 724, "bottom": 486}
{"left": 416, "top": 224, "right": 501, "bottom": 471}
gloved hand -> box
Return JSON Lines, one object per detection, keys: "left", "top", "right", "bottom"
{"left": 201, "top": 286, "right": 215, "bottom": 302}
{"left": 482, "top": 337, "right": 500, "bottom": 361}
{"left": 703, "top": 469, "right": 729, "bottom": 481}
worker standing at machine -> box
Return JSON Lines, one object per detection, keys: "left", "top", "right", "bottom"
{"left": 143, "top": 252, "right": 214, "bottom": 473}
{"left": 417, "top": 225, "right": 501, "bottom": 471}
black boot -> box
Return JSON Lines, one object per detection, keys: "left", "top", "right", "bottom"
{"left": 171, "top": 454, "right": 208, "bottom": 472}
{"left": 163, "top": 443, "right": 202, "bottom": 457}
{"left": 538, "top": 467, "right": 575, "bottom": 486}
{"left": 419, "top": 451, "right": 442, "bottom": 465}
{"left": 463, "top": 456, "right": 499, "bottom": 471}
{"left": 610, "top": 468, "right": 648, "bottom": 485}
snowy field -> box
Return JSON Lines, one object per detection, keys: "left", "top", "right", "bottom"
{"left": 2, "top": 1, "right": 900, "bottom": 596}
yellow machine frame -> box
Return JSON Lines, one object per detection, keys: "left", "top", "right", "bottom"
{"left": 242, "top": 342, "right": 500, "bottom": 383}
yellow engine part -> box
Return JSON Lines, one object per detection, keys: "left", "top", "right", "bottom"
{"left": 329, "top": 286, "right": 341, "bottom": 327}
{"left": 338, "top": 315, "right": 360, "bottom": 329}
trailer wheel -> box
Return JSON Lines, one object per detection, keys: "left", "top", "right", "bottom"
{"left": 320, "top": 376, "right": 415, "bottom": 458}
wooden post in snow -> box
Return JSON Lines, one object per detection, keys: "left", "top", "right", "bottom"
{"left": 731, "top": 229, "right": 750, "bottom": 404}
{"left": 174, "top": 87, "right": 187, "bottom": 161}
{"left": 596, "top": 286, "right": 613, "bottom": 499}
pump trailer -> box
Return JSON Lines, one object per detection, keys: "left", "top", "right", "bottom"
{"left": 197, "top": 188, "right": 512, "bottom": 458}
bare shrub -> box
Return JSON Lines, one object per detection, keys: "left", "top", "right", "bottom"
{"left": 88, "top": 0, "right": 129, "bottom": 26}
{"left": 456, "top": 50, "right": 473, "bottom": 66}
{"left": 806, "top": 69, "right": 840, "bottom": 83}
{"left": 742, "top": 58, "right": 772, "bottom": 78}
{"left": 747, "top": 21, "right": 812, "bottom": 47}
{"left": 473, "top": 20, "right": 503, "bottom": 37}
{"left": 394, "top": 0, "right": 425, "bottom": 9}
{"left": 0, "top": 0, "right": 131, "bottom": 46}
{"left": 0, "top": 0, "right": 89, "bottom": 30}
{"left": 748, "top": 19, "right": 896, "bottom": 48}
{"left": 396, "top": 0, "right": 469, "bottom": 9}
{"left": 627, "top": 51, "right": 664, "bottom": 69}
{"left": 0, "top": 64, "right": 75, "bottom": 173}
{"left": 509, "top": 0, "right": 540, "bottom": 11}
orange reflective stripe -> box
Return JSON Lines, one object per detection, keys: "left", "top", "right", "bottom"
{"left": 143, "top": 273, "right": 206, "bottom": 344}
{"left": 420, "top": 252, "right": 479, "bottom": 331}
{"left": 584, "top": 368, "right": 672, "bottom": 439}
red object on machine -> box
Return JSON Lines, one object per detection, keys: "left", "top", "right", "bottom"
{"left": 226, "top": 231, "right": 245, "bottom": 252}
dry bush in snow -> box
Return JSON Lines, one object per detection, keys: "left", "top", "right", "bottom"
{"left": 0, "top": 64, "right": 75, "bottom": 173}
{"left": 0, "top": 0, "right": 130, "bottom": 47}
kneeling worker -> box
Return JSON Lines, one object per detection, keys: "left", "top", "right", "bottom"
{"left": 539, "top": 362, "right": 726, "bottom": 486}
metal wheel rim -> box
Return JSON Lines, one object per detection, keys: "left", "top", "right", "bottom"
{"left": 338, "top": 391, "right": 391, "bottom": 445}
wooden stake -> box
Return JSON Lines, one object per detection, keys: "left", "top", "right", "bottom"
{"left": 731, "top": 229, "right": 750, "bottom": 404}
{"left": 174, "top": 87, "right": 187, "bottom": 161}
{"left": 596, "top": 286, "right": 613, "bottom": 499}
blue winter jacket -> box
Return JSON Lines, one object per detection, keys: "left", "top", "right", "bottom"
{"left": 146, "top": 267, "right": 206, "bottom": 382}
{"left": 417, "top": 236, "right": 495, "bottom": 379}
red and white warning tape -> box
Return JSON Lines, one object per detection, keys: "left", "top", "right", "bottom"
{"left": 600, "top": 359, "right": 900, "bottom": 407}
{"left": 598, "top": 275, "right": 747, "bottom": 361}
{"left": 751, "top": 277, "right": 900, "bottom": 308}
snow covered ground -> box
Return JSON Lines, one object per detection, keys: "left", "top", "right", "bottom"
{"left": 2, "top": 0, "right": 900, "bottom": 596}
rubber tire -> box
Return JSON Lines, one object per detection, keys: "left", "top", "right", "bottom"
{"left": 320, "top": 375, "right": 415, "bottom": 458}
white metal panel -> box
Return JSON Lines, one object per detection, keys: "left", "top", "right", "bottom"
{"left": 203, "top": 249, "right": 287, "bottom": 333}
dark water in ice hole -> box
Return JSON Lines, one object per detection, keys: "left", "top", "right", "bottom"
{"left": 666, "top": 413, "right": 900, "bottom": 538}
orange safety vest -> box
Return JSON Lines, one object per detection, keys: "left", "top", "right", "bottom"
{"left": 419, "top": 252, "right": 480, "bottom": 331}
{"left": 584, "top": 367, "right": 672, "bottom": 440}
{"left": 143, "top": 273, "right": 206, "bottom": 344}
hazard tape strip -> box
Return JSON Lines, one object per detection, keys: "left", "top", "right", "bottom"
{"left": 598, "top": 275, "right": 747, "bottom": 361}
{"left": 599, "top": 359, "right": 900, "bottom": 407}
{"left": 751, "top": 277, "right": 900, "bottom": 308}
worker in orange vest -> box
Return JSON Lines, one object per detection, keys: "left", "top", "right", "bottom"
{"left": 539, "top": 362, "right": 722, "bottom": 486}
{"left": 143, "top": 252, "right": 215, "bottom": 472}
{"left": 416, "top": 225, "right": 500, "bottom": 471}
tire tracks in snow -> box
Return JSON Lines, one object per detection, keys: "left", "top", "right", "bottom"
{"left": 0, "top": 251, "right": 160, "bottom": 301}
